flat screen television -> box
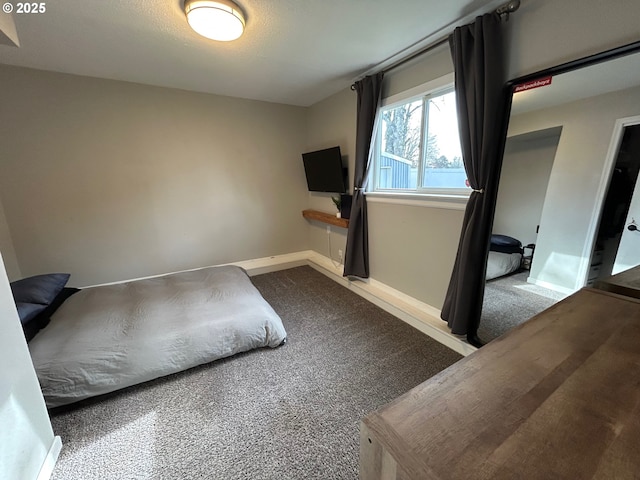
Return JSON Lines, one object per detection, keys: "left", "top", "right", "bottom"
{"left": 301, "top": 146, "right": 347, "bottom": 193}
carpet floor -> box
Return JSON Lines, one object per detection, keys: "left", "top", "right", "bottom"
{"left": 50, "top": 266, "right": 462, "bottom": 480}
{"left": 479, "top": 270, "right": 566, "bottom": 342}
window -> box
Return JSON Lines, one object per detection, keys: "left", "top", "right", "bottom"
{"left": 371, "top": 82, "right": 469, "bottom": 197}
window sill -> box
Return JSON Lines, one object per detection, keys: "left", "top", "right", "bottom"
{"left": 365, "top": 191, "right": 469, "bottom": 211}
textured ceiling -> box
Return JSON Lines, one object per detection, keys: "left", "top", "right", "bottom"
{"left": 0, "top": 0, "right": 505, "bottom": 106}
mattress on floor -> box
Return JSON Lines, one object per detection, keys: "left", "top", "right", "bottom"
{"left": 486, "top": 251, "right": 522, "bottom": 281}
{"left": 29, "top": 265, "right": 287, "bottom": 408}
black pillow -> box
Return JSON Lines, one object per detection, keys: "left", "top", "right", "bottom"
{"left": 11, "top": 273, "right": 70, "bottom": 305}
{"left": 490, "top": 234, "right": 523, "bottom": 254}
{"left": 22, "top": 287, "right": 80, "bottom": 343}
{"left": 16, "top": 302, "right": 47, "bottom": 325}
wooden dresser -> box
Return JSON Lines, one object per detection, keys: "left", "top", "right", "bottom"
{"left": 596, "top": 264, "right": 640, "bottom": 299}
{"left": 360, "top": 288, "right": 640, "bottom": 479}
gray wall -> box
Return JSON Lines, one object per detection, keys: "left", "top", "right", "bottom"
{"left": 306, "top": 0, "right": 640, "bottom": 309}
{"left": 0, "top": 199, "right": 20, "bottom": 279}
{"left": 0, "top": 66, "right": 310, "bottom": 286}
{"left": 2, "top": 1, "right": 639, "bottom": 476}
{"left": 0, "top": 49, "right": 310, "bottom": 480}
{"left": 305, "top": 87, "right": 355, "bottom": 264}
{"left": 493, "top": 129, "right": 560, "bottom": 247}
{"left": 508, "top": 85, "right": 640, "bottom": 292}
{"left": 505, "top": 0, "right": 640, "bottom": 80}
{"left": 305, "top": 43, "right": 463, "bottom": 308}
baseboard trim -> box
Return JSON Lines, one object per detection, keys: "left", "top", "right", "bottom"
{"left": 229, "top": 251, "right": 312, "bottom": 276}
{"left": 528, "top": 276, "right": 575, "bottom": 296}
{"left": 84, "top": 251, "right": 313, "bottom": 288}
{"left": 304, "top": 252, "right": 476, "bottom": 357}
{"left": 36, "top": 436, "right": 62, "bottom": 480}
{"left": 83, "top": 250, "right": 475, "bottom": 356}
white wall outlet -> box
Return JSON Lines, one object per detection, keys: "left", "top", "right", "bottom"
{"left": 338, "top": 249, "right": 343, "bottom": 260}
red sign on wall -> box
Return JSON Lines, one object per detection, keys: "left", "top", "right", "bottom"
{"left": 514, "top": 76, "right": 553, "bottom": 93}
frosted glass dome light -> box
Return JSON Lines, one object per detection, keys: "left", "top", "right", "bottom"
{"left": 185, "top": 0, "right": 245, "bottom": 42}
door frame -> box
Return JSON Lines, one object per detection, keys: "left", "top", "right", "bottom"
{"left": 579, "top": 115, "right": 640, "bottom": 286}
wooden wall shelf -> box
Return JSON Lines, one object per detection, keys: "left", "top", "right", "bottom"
{"left": 302, "top": 209, "right": 349, "bottom": 228}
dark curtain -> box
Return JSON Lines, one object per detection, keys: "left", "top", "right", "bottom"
{"left": 440, "top": 13, "right": 509, "bottom": 338}
{"left": 343, "top": 73, "right": 384, "bottom": 278}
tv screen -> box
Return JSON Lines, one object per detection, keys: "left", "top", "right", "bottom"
{"left": 302, "top": 146, "right": 347, "bottom": 193}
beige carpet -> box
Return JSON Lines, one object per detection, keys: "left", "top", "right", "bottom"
{"left": 480, "top": 270, "right": 566, "bottom": 342}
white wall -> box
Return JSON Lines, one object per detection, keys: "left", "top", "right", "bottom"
{"left": 306, "top": 0, "right": 640, "bottom": 310}
{"left": 0, "top": 66, "right": 310, "bottom": 287}
{"left": 493, "top": 128, "right": 560, "bottom": 247}
{"left": 0, "top": 251, "right": 58, "bottom": 480}
{"left": 0, "top": 198, "right": 20, "bottom": 280}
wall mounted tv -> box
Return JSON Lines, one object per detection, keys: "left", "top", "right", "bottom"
{"left": 301, "top": 146, "right": 347, "bottom": 193}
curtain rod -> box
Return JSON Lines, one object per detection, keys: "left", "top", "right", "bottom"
{"left": 350, "top": 0, "right": 520, "bottom": 90}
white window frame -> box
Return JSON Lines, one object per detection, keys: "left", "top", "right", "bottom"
{"left": 366, "top": 73, "right": 470, "bottom": 209}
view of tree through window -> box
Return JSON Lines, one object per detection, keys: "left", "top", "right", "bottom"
{"left": 381, "top": 100, "right": 422, "bottom": 167}
{"left": 374, "top": 87, "right": 467, "bottom": 193}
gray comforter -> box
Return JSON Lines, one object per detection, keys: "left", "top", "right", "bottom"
{"left": 29, "top": 265, "right": 287, "bottom": 408}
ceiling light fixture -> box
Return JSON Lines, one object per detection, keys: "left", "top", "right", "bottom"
{"left": 184, "top": 0, "right": 246, "bottom": 42}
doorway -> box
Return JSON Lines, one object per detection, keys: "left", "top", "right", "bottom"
{"left": 590, "top": 122, "right": 640, "bottom": 284}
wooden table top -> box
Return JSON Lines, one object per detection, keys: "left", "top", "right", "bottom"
{"left": 362, "top": 288, "right": 640, "bottom": 480}
{"left": 596, "top": 264, "right": 640, "bottom": 299}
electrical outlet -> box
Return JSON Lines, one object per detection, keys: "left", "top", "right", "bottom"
{"left": 338, "top": 249, "right": 343, "bottom": 260}
{"left": 326, "top": 225, "right": 331, "bottom": 234}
